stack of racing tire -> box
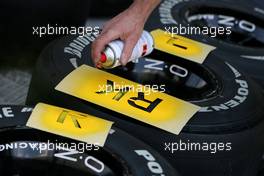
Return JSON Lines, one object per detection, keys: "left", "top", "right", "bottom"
{"left": 23, "top": 0, "right": 264, "bottom": 175}
{"left": 0, "top": 105, "right": 179, "bottom": 176}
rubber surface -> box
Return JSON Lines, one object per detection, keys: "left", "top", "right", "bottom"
{"left": 145, "top": 0, "right": 264, "bottom": 87}
{"left": 27, "top": 33, "right": 264, "bottom": 176}
{"left": 0, "top": 105, "right": 179, "bottom": 176}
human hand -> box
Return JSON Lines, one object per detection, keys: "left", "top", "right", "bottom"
{"left": 91, "top": 0, "right": 160, "bottom": 67}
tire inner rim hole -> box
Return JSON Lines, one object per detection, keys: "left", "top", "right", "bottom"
{"left": 0, "top": 129, "right": 128, "bottom": 176}
{"left": 184, "top": 6, "right": 264, "bottom": 48}
{"left": 109, "top": 50, "right": 220, "bottom": 102}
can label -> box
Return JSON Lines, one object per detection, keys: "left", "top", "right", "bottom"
{"left": 102, "top": 30, "right": 154, "bottom": 68}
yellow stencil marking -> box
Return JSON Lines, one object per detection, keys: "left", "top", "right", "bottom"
{"left": 151, "top": 29, "right": 215, "bottom": 63}
{"left": 26, "top": 103, "right": 113, "bottom": 146}
{"left": 55, "top": 65, "right": 200, "bottom": 135}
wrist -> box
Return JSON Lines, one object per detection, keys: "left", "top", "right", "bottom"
{"left": 131, "top": 0, "right": 161, "bottom": 22}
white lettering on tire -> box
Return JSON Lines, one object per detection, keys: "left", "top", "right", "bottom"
{"left": 54, "top": 147, "right": 105, "bottom": 173}
{"left": 200, "top": 62, "right": 249, "bottom": 112}
{"left": 64, "top": 32, "right": 99, "bottom": 68}
{"left": 135, "top": 150, "right": 165, "bottom": 176}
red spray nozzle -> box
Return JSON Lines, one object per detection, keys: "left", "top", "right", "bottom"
{"left": 100, "top": 53, "right": 107, "bottom": 63}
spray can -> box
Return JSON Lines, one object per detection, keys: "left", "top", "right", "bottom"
{"left": 100, "top": 30, "right": 154, "bottom": 69}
